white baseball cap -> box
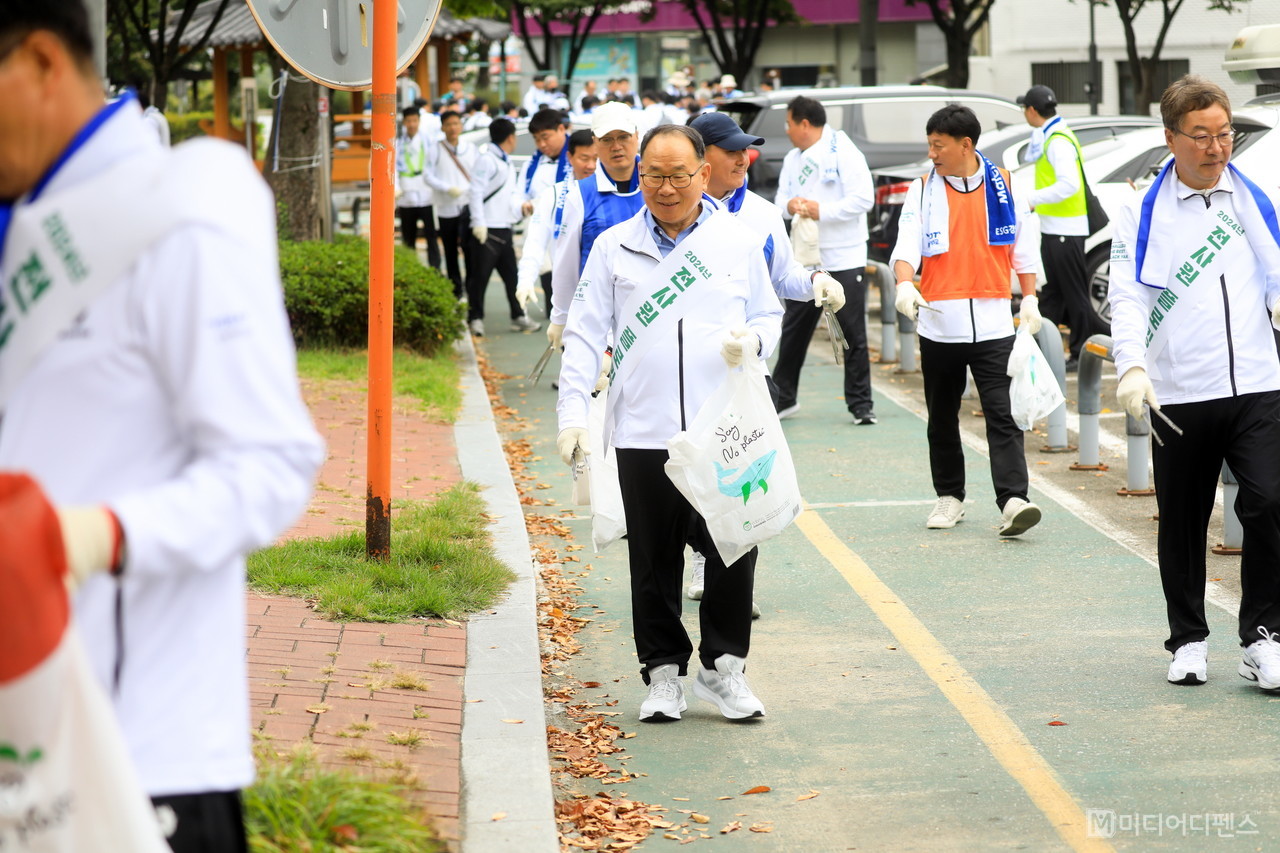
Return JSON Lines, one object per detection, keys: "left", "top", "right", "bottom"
{"left": 591, "top": 101, "right": 638, "bottom": 137}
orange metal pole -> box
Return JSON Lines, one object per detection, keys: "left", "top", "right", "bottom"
{"left": 366, "top": 0, "right": 396, "bottom": 559}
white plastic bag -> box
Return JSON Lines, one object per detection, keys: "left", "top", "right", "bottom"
{"left": 1007, "top": 326, "right": 1065, "bottom": 430}
{"left": 790, "top": 214, "right": 821, "bottom": 267}
{"left": 585, "top": 388, "right": 626, "bottom": 552}
{"left": 0, "top": 475, "right": 168, "bottom": 853}
{"left": 664, "top": 358, "right": 803, "bottom": 565}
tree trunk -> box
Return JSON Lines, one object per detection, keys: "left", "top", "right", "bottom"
{"left": 945, "top": 28, "right": 969, "bottom": 88}
{"left": 264, "top": 62, "right": 323, "bottom": 243}
{"left": 1135, "top": 56, "right": 1156, "bottom": 117}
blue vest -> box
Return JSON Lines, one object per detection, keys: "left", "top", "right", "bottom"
{"left": 576, "top": 171, "right": 643, "bottom": 273}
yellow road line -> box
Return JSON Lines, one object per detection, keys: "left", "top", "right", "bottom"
{"left": 796, "top": 510, "right": 1114, "bottom": 853}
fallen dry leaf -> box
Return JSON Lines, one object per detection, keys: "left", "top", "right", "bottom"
{"left": 717, "top": 796, "right": 732, "bottom": 800}
{"left": 741, "top": 786, "right": 771, "bottom": 795}
{"left": 1047, "top": 720, "right": 1068, "bottom": 726}
{"left": 690, "top": 813, "right": 710, "bottom": 824}
{"left": 331, "top": 824, "right": 358, "bottom": 842}
{"left": 582, "top": 681, "right": 603, "bottom": 688}
{"left": 501, "top": 719, "right": 524, "bottom": 724}
{"left": 797, "top": 790, "right": 821, "bottom": 801}
{"left": 749, "top": 824, "right": 773, "bottom": 833}
{"left": 671, "top": 797, "right": 689, "bottom": 801}
{"left": 492, "top": 812, "right": 507, "bottom": 821}
{"left": 720, "top": 821, "right": 742, "bottom": 834}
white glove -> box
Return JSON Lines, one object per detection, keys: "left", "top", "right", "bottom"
{"left": 547, "top": 323, "right": 564, "bottom": 351}
{"left": 594, "top": 352, "right": 613, "bottom": 394}
{"left": 472, "top": 225, "right": 488, "bottom": 244}
{"left": 812, "top": 272, "right": 846, "bottom": 312}
{"left": 447, "top": 186, "right": 464, "bottom": 199}
{"left": 895, "top": 280, "right": 929, "bottom": 321}
{"left": 1019, "top": 294, "right": 1043, "bottom": 335}
{"left": 57, "top": 507, "right": 122, "bottom": 593}
{"left": 557, "top": 428, "right": 589, "bottom": 466}
{"left": 720, "top": 326, "right": 759, "bottom": 369}
{"left": 516, "top": 279, "right": 540, "bottom": 309}
{"left": 1116, "top": 367, "right": 1160, "bottom": 421}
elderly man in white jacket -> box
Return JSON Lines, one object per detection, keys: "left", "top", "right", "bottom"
{"left": 556, "top": 125, "right": 783, "bottom": 724}
{"left": 1109, "top": 76, "right": 1280, "bottom": 691}
{"left": 0, "top": 4, "right": 324, "bottom": 849}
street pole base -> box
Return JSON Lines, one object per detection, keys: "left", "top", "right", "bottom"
{"left": 1069, "top": 463, "right": 1109, "bottom": 471}
{"left": 893, "top": 368, "right": 921, "bottom": 375}
{"left": 1211, "top": 544, "right": 1242, "bottom": 556}
{"left": 1116, "top": 488, "right": 1155, "bottom": 497}
{"left": 1039, "top": 444, "right": 1077, "bottom": 454}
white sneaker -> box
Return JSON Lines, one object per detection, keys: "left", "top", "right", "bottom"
{"left": 693, "top": 654, "right": 765, "bottom": 720}
{"left": 511, "top": 314, "right": 541, "bottom": 332}
{"left": 998, "top": 497, "right": 1041, "bottom": 537}
{"left": 687, "top": 552, "right": 706, "bottom": 600}
{"left": 1168, "top": 640, "right": 1207, "bottom": 685}
{"left": 777, "top": 403, "right": 800, "bottom": 420}
{"left": 1239, "top": 627, "right": 1280, "bottom": 690}
{"left": 926, "top": 496, "right": 965, "bottom": 529}
{"left": 639, "top": 664, "right": 686, "bottom": 722}
{"left": 752, "top": 601, "right": 761, "bottom": 619}
{"left": 468, "top": 318, "right": 484, "bottom": 337}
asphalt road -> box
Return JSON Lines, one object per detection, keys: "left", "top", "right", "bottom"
{"left": 475, "top": 284, "right": 1273, "bottom": 853}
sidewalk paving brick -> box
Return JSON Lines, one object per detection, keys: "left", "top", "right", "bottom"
{"left": 246, "top": 378, "right": 467, "bottom": 849}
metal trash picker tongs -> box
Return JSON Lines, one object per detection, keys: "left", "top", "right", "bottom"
{"left": 822, "top": 302, "right": 849, "bottom": 364}
{"left": 527, "top": 342, "right": 556, "bottom": 384}
{"left": 1146, "top": 405, "right": 1184, "bottom": 447}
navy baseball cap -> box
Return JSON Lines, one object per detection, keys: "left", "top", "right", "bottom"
{"left": 689, "top": 112, "right": 765, "bottom": 151}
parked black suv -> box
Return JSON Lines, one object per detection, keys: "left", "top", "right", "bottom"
{"left": 714, "top": 85, "right": 1026, "bottom": 201}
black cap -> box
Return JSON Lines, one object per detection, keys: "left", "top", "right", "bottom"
{"left": 1017, "top": 85, "right": 1057, "bottom": 114}
{"left": 688, "top": 112, "right": 765, "bottom": 151}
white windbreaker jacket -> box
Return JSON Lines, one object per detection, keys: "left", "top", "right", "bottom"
{"left": 0, "top": 103, "right": 324, "bottom": 797}
{"left": 1109, "top": 169, "right": 1280, "bottom": 405}
{"left": 557, "top": 199, "right": 783, "bottom": 449}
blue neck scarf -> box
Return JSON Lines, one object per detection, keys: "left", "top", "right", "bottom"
{"left": 1135, "top": 159, "right": 1280, "bottom": 286}
{"left": 977, "top": 152, "right": 1017, "bottom": 246}
{"left": 723, "top": 178, "right": 749, "bottom": 214}
{"left": 525, "top": 145, "right": 570, "bottom": 194}
{"left": 0, "top": 91, "right": 134, "bottom": 270}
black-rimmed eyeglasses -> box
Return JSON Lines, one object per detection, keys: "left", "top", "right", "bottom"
{"left": 639, "top": 173, "right": 697, "bottom": 189}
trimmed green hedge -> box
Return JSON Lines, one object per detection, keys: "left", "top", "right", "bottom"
{"left": 279, "top": 236, "right": 463, "bottom": 355}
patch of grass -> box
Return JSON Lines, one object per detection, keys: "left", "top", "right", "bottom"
{"left": 388, "top": 671, "right": 431, "bottom": 691}
{"left": 245, "top": 746, "right": 443, "bottom": 853}
{"left": 295, "top": 347, "right": 461, "bottom": 423}
{"left": 386, "top": 730, "right": 425, "bottom": 748}
{"left": 248, "top": 481, "right": 515, "bottom": 621}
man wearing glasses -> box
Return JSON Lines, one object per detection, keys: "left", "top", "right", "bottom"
{"left": 547, "top": 102, "right": 645, "bottom": 353}
{"left": 555, "top": 125, "right": 782, "bottom": 723}
{"left": 1109, "top": 75, "right": 1280, "bottom": 691}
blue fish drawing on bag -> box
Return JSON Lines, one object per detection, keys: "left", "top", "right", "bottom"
{"left": 714, "top": 450, "right": 777, "bottom": 504}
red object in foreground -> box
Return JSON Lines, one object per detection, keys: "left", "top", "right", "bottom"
{"left": 0, "top": 473, "right": 69, "bottom": 682}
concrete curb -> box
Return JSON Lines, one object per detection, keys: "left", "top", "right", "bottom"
{"left": 453, "top": 332, "right": 559, "bottom": 853}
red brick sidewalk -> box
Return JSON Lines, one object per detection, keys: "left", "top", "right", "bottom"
{"left": 246, "top": 377, "right": 467, "bottom": 847}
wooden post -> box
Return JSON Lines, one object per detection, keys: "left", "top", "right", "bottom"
{"left": 213, "top": 47, "right": 231, "bottom": 139}
{"left": 436, "top": 39, "right": 450, "bottom": 100}
{"left": 415, "top": 46, "right": 431, "bottom": 102}
{"left": 366, "top": 0, "right": 396, "bottom": 559}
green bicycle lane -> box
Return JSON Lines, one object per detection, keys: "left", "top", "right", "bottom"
{"left": 474, "top": 293, "right": 1279, "bottom": 852}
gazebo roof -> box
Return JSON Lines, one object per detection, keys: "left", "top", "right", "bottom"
{"left": 170, "top": 1, "right": 510, "bottom": 50}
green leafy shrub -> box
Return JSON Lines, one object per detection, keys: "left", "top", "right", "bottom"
{"left": 167, "top": 111, "right": 214, "bottom": 144}
{"left": 279, "top": 236, "right": 462, "bottom": 355}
